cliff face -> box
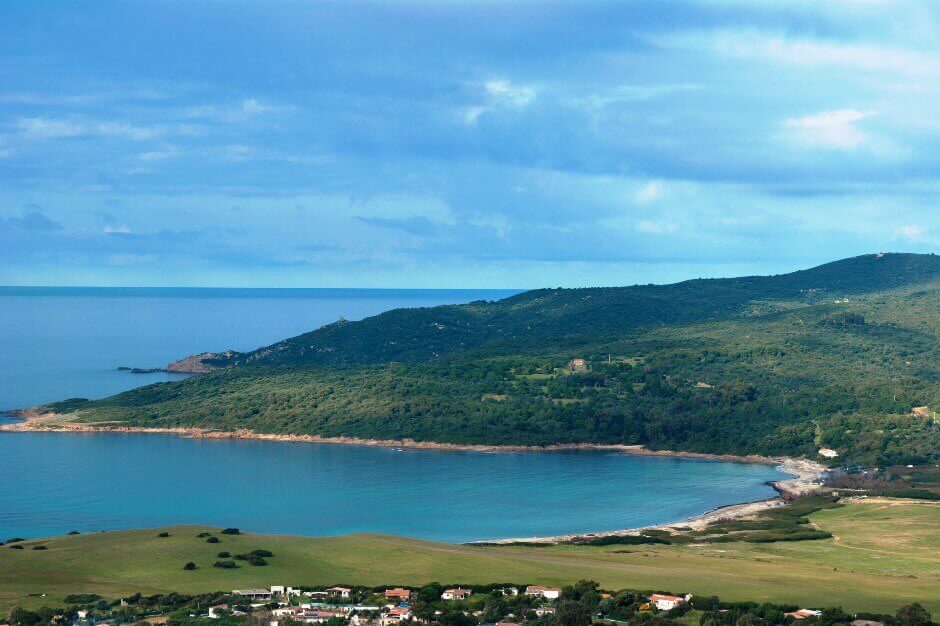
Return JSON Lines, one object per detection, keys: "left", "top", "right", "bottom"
{"left": 165, "top": 351, "right": 238, "bottom": 373}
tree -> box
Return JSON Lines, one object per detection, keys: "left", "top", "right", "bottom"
{"left": 556, "top": 600, "right": 592, "bottom": 626}
{"left": 183, "top": 562, "right": 196, "bottom": 571}
{"left": 895, "top": 604, "right": 932, "bottom": 626}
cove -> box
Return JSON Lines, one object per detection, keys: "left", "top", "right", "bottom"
{"left": 0, "top": 430, "right": 789, "bottom": 543}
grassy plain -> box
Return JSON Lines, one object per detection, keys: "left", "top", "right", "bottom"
{"left": 1, "top": 499, "right": 936, "bottom": 616}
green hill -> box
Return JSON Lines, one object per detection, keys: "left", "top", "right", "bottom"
{"left": 203, "top": 252, "right": 940, "bottom": 368}
{"left": 46, "top": 253, "right": 940, "bottom": 465}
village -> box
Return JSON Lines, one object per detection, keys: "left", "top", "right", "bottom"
{"left": 15, "top": 581, "right": 875, "bottom": 626}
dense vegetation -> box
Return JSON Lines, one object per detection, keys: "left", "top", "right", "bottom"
{"left": 48, "top": 254, "right": 940, "bottom": 465}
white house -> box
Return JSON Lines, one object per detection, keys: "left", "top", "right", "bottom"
{"left": 524, "top": 586, "right": 561, "bottom": 600}
{"left": 500, "top": 587, "right": 519, "bottom": 596}
{"left": 648, "top": 594, "right": 690, "bottom": 611}
{"left": 328, "top": 587, "right": 353, "bottom": 599}
{"left": 535, "top": 607, "right": 556, "bottom": 617}
{"left": 233, "top": 589, "right": 273, "bottom": 601}
{"left": 442, "top": 588, "right": 472, "bottom": 601}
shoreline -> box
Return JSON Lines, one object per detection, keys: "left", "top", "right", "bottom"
{"left": 1, "top": 408, "right": 815, "bottom": 464}
{"left": 2, "top": 409, "right": 828, "bottom": 543}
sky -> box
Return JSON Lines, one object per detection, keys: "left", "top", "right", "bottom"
{"left": 1, "top": 0, "right": 938, "bottom": 288}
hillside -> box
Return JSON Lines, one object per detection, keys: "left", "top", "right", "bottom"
{"left": 1, "top": 499, "right": 937, "bottom": 614}
{"left": 44, "top": 253, "right": 940, "bottom": 465}
{"left": 201, "top": 253, "right": 940, "bottom": 368}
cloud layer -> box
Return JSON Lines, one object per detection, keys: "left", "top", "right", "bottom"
{"left": 0, "top": 0, "right": 937, "bottom": 287}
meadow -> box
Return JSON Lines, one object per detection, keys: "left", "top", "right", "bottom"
{"left": 2, "top": 499, "right": 936, "bottom": 616}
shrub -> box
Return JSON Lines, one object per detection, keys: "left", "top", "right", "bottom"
{"left": 8, "top": 544, "right": 24, "bottom": 550}
{"left": 158, "top": 532, "right": 170, "bottom": 538}
{"left": 217, "top": 551, "right": 231, "bottom": 558}
{"left": 220, "top": 528, "right": 241, "bottom": 535}
{"left": 206, "top": 537, "right": 220, "bottom": 544}
{"left": 3, "top": 537, "right": 25, "bottom": 545}
{"left": 67, "top": 531, "right": 81, "bottom": 536}
{"left": 196, "top": 532, "right": 211, "bottom": 538}
{"left": 250, "top": 549, "right": 274, "bottom": 557}
{"left": 32, "top": 545, "right": 48, "bottom": 550}
{"left": 213, "top": 560, "right": 238, "bottom": 569}
{"left": 246, "top": 555, "right": 267, "bottom": 566}
{"left": 183, "top": 562, "right": 197, "bottom": 571}
{"left": 64, "top": 594, "right": 103, "bottom": 604}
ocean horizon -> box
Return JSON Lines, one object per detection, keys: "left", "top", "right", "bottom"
{"left": 0, "top": 287, "right": 521, "bottom": 410}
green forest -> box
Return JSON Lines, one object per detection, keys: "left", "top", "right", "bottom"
{"left": 47, "top": 253, "right": 940, "bottom": 466}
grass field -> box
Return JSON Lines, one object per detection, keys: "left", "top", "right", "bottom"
{"left": 1, "top": 499, "right": 937, "bottom": 616}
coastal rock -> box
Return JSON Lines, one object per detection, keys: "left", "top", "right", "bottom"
{"left": 165, "top": 351, "right": 237, "bottom": 373}
{"left": 119, "top": 350, "right": 240, "bottom": 374}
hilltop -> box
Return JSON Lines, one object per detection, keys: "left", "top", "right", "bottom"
{"left": 37, "top": 253, "right": 940, "bottom": 465}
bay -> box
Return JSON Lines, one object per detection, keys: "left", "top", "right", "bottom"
{"left": 0, "top": 431, "right": 788, "bottom": 543}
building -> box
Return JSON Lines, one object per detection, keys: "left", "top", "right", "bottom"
{"left": 534, "top": 607, "right": 556, "bottom": 617}
{"left": 271, "top": 586, "right": 286, "bottom": 596}
{"left": 524, "top": 586, "right": 561, "bottom": 600}
{"left": 380, "top": 607, "right": 413, "bottom": 626}
{"left": 442, "top": 589, "right": 472, "bottom": 601}
{"left": 567, "top": 358, "right": 588, "bottom": 372}
{"left": 500, "top": 587, "right": 519, "bottom": 596}
{"left": 785, "top": 610, "right": 822, "bottom": 620}
{"left": 385, "top": 588, "right": 412, "bottom": 601}
{"left": 233, "top": 589, "right": 273, "bottom": 601}
{"left": 328, "top": 587, "right": 353, "bottom": 599}
{"left": 648, "top": 594, "right": 690, "bottom": 611}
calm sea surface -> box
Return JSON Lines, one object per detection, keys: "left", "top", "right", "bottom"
{"left": 0, "top": 288, "right": 788, "bottom": 542}
{"left": 0, "top": 430, "right": 787, "bottom": 542}
{"left": 0, "top": 287, "right": 518, "bottom": 410}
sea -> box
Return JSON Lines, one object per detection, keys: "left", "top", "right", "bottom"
{"left": 0, "top": 287, "right": 789, "bottom": 542}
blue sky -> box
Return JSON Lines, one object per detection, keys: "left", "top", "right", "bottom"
{"left": 1, "top": 0, "right": 938, "bottom": 288}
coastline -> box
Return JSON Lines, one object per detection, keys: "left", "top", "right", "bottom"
{"left": 2, "top": 409, "right": 828, "bottom": 544}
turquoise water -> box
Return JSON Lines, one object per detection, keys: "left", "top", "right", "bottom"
{"left": 0, "top": 429, "right": 788, "bottom": 542}
{"left": 0, "top": 287, "right": 518, "bottom": 410}
{"left": 0, "top": 287, "right": 789, "bottom": 543}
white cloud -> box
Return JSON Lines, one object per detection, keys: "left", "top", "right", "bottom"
{"left": 581, "top": 84, "right": 701, "bottom": 110}
{"left": 636, "top": 181, "right": 663, "bottom": 203}
{"left": 659, "top": 30, "right": 940, "bottom": 76}
{"left": 463, "top": 79, "right": 537, "bottom": 125}
{"left": 893, "top": 224, "right": 926, "bottom": 242}
{"left": 485, "top": 80, "right": 537, "bottom": 108}
{"left": 784, "top": 109, "right": 874, "bottom": 150}
{"left": 241, "top": 98, "right": 287, "bottom": 115}
{"left": 104, "top": 224, "right": 132, "bottom": 234}
{"left": 107, "top": 253, "right": 156, "bottom": 265}
{"left": 138, "top": 146, "right": 180, "bottom": 161}
{"left": 17, "top": 117, "right": 160, "bottom": 141}
{"left": 637, "top": 220, "right": 678, "bottom": 234}
{"left": 184, "top": 99, "right": 291, "bottom": 123}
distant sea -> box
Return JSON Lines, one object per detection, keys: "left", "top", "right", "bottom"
{"left": 0, "top": 287, "right": 520, "bottom": 410}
